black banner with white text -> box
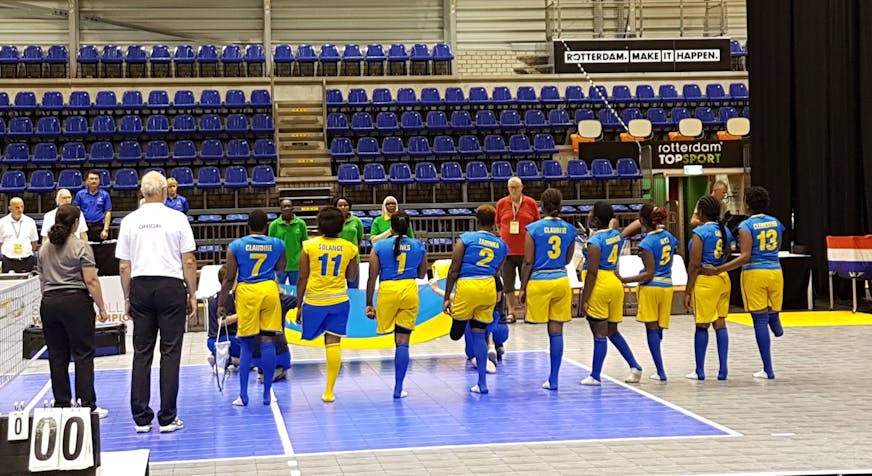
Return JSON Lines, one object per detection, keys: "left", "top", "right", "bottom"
{"left": 554, "top": 38, "right": 731, "bottom": 73}
{"left": 579, "top": 140, "right": 744, "bottom": 169}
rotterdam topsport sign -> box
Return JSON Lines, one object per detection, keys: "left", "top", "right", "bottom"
{"left": 553, "top": 38, "right": 731, "bottom": 73}
{"left": 579, "top": 140, "right": 744, "bottom": 169}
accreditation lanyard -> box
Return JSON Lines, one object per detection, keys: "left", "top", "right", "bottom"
{"left": 10, "top": 219, "right": 24, "bottom": 256}
{"left": 509, "top": 197, "right": 523, "bottom": 234}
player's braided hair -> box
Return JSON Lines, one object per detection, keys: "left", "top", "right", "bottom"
{"left": 391, "top": 210, "right": 410, "bottom": 258}
{"left": 541, "top": 188, "right": 562, "bottom": 218}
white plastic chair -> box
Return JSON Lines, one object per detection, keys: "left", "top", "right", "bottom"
{"left": 618, "top": 254, "right": 644, "bottom": 288}
{"left": 671, "top": 254, "right": 688, "bottom": 290}
{"left": 195, "top": 264, "right": 222, "bottom": 300}
{"left": 357, "top": 262, "right": 369, "bottom": 290}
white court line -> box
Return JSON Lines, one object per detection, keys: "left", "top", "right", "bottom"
{"left": 269, "top": 387, "right": 295, "bottom": 456}
{"left": 23, "top": 379, "right": 52, "bottom": 413}
{"left": 699, "top": 471, "right": 872, "bottom": 476}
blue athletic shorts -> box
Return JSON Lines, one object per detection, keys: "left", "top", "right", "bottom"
{"left": 301, "top": 301, "right": 350, "bottom": 341}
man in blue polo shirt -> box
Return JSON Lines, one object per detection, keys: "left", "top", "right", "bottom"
{"left": 74, "top": 170, "right": 112, "bottom": 242}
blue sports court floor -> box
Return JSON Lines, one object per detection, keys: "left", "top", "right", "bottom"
{"left": 1, "top": 351, "right": 735, "bottom": 463}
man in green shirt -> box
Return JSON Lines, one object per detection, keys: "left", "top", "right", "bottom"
{"left": 268, "top": 199, "right": 308, "bottom": 285}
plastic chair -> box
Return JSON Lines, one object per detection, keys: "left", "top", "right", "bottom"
{"left": 0, "top": 171, "right": 26, "bottom": 193}
{"left": 33, "top": 143, "right": 58, "bottom": 165}
{"left": 68, "top": 91, "right": 91, "bottom": 111}
{"left": 337, "top": 164, "right": 362, "bottom": 186}
{"left": 147, "top": 90, "right": 170, "bottom": 109}
{"left": 458, "top": 135, "right": 483, "bottom": 157}
{"left": 146, "top": 140, "right": 170, "bottom": 162}
{"left": 40, "top": 91, "right": 64, "bottom": 111}
{"left": 172, "top": 140, "right": 197, "bottom": 162}
{"left": 251, "top": 165, "right": 276, "bottom": 188}
{"left": 330, "top": 137, "right": 355, "bottom": 160}
{"left": 28, "top": 170, "right": 55, "bottom": 193}
{"left": 441, "top": 162, "right": 465, "bottom": 183}
{"left": 171, "top": 167, "right": 195, "bottom": 190}
{"left": 197, "top": 166, "right": 222, "bottom": 189}
{"left": 62, "top": 116, "right": 88, "bottom": 138}
{"left": 117, "top": 141, "right": 143, "bottom": 163}
{"left": 227, "top": 139, "right": 251, "bottom": 162}
{"left": 57, "top": 169, "right": 84, "bottom": 192}
{"left": 224, "top": 166, "right": 249, "bottom": 188}
{"left": 3, "top": 143, "right": 29, "bottom": 165}
{"left": 36, "top": 116, "right": 61, "bottom": 138}
{"left": 253, "top": 139, "right": 277, "bottom": 161}
{"left": 88, "top": 142, "right": 114, "bottom": 164}
{"left": 542, "top": 160, "right": 567, "bottom": 181}
{"left": 113, "top": 168, "right": 139, "bottom": 191}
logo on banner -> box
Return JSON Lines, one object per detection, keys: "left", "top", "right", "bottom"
{"left": 657, "top": 142, "right": 725, "bottom": 166}
{"left": 563, "top": 49, "right": 720, "bottom": 64}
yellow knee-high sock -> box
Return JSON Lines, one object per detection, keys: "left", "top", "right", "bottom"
{"left": 323, "top": 342, "right": 341, "bottom": 402}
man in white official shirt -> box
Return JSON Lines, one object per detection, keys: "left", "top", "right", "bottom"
{"left": 0, "top": 197, "right": 39, "bottom": 273}
{"left": 41, "top": 189, "right": 88, "bottom": 242}
{"left": 116, "top": 171, "right": 197, "bottom": 434}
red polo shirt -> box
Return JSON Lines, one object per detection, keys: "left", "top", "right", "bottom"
{"left": 495, "top": 194, "right": 540, "bottom": 255}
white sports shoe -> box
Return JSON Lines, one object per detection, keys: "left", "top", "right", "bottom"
{"left": 649, "top": 374, "right": 666, "bottom": 382}
{"left": 580, "top": 376, "right": 601, "bottom": 386}
{"left": 685, "top": 371, "right": 703, "bottom": 380}
{"left": 159, "top": 418, "right": 184, "bottom": 433}
{"left": 753, "top": 370, "right": 774, "bottom": 379}
{"left": 541, "top": 381, "right": 557, "bottom": 390}
{"left": 625, "top": 368, "right": 642, "bottom": 383}
{"left": 485, "top": 359, "right": 496, "bottom": 374}
{"left": 93, "top": 407, "right": 109, "bottom": 419}
{"left": 134, "top": 424, "right": 152, "bottom": 434}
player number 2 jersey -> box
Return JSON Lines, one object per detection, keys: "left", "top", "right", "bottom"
{"left": 459, "top": 231, "right": 508, "bottom": 278}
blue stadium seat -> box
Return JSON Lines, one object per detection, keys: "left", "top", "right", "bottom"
{"left": 227, "top": 139, "right": 251, "bottom": 161}
{"left": 432, "top": 42, "right": 453, "bottom": 61}
{"left": 622, "top": 108, "right": 643, "bottom": 124}
{"left": 542, "top": 159, "right": 567, "bottom": 181}
{"left": 647, "top": 108, "right": 671, "bottom": 130}
{"left": 516, "top": 86, "right": 538, "bottom": 107}
{"left": 492, "top": 86, "right": 514, "bottom": 106}
{"left": 221, "top": 45, "right": 243, "bottom": 71}
{"left": 742, "top": 106, "right": 750, "bottom": 118}
{"left": 33, "top": 143, "right": 57, "bottom": 165}
{"left": 77, "top": 45, "right": 99, "bottom": 69}
{"left": 63, "top": 116, "right": 88, "bottom": 137}
{"left": 341, "top": 43, "right": 363, "bottom": 63}
{"left": 730, "top": 40, "right": 746, "bottom": 58}
{"left": 330, "top": 137, "right": 354, "bottom": 160}
{"left": 197, "top": 166, "right": 221, "bottom": 189}
{"left": 458, "top": 135, "right": 483, "bottom": 157}
{"left": 409, "top": 43, "right": 431, "bottom": 75}
{"left": 565, "top": 85, "right": 586, "bottom": 107}
{"left": 387, "top": 44, "right": 409, "bottom": 72}
{"left": 509, "top": 134, "right": 533, "bottom": 155}
{"left": 348, "top": 88, "right": 369, "bottom": 108}
{"left": 225, "top": 90, "right": 246, "bottom": 109}
{"left": 351, "top": 112, "right": 374, "bottom": 133}
{"left": 484, "top": 135, "right": 507, "bottom": 156}
{"left": 88, "top": 142, "right": 114, "bottom": 164}
{"left": 8, "top": 117, "right": 33, "bottom": 138}
{"left": 146, "top": 114, "right": 169, "bottom": 135}
{"left": 588, "top": 84, "right": 608, "bottom": 103}
{"left": 375, "top": 112, "right": 399, "bottom": 133}
{"left": 319, "top": 44, "right": 341, "bottom": 73}
{"left": 444, "top": 87, "right": 466, "bottom": 107}
{"left": 433, "top": 135, "right": 457, "bottom": 158}
{"left": 524, "top": 109, "right": 547, "bottom": 131}
{"left": 425, "top": 111, "right": 449, "bottom": 132}
{"left": 121, "top": 90, "right": 143, "bottom": 110}
{"left": 694, "top": 106, "right": 718, "bottom": 128}
{"left": 591, "top": 158, "right": 616, "bottom": 180}
{"left": 705, "top": 83, "right": 728, "bottom": 105}
{"left": 113, "top": 168, "right": 139, "bottom": 191}
{"left": 57, "top": 169, "right": 84, "bottom": 192}
{"left": 540, "top": 86, "right": 562, "bottom": 106}
{"left": 200, "top": 89, "right": 222, "bottom": 109}
{"left": 389, "top": 162, "right": 413, "bottom": 185}
{"left": 172, "top": 114, "right": 195, "bottom": 135}
{"left": 598, "top": 108, "right": 621, "bottom": 130}
{"left": 0, "top": 117, "right": 5, "bottom": 136}
{"left": 468, "top": 87, "right": 490, "bottom": 107}
{"left": 46, "top": 45, "right": 68, "bottom": 66}
{"left": 400, "top": 111, "right": 424, "bottom": 133}
{"left": 441, "top": 162, "right": 465, "bottom": 183}
{"left": 117, "top": 141, "right": 142, "bottom": 163}
{"left": 224, "top": 166, "right": 249, "bottom": 189}
{"left": 729, "top": 83, "right": 749, "bottom": 104}
{"left": 171, "top": 167, "right": 195, "bottom": 190}
{"left": 414, "top": 162, "right": 439, "bottom": 184}
{"left": 337, "top": 163, "right": 361, "bottom": 186}
{"left": 172, "top": 140, "right": 197, "bottom": 162}
{"left": 567, "top": 159, "right": 592, "bottom": 180}
{"left": 407, "top": 136, "right": 431, "bottom": 159}
{"left": 274, "top": 44, "right": 294, "bottom": 66}
{"left": 28, "top": 170, "right": 55, "bottom": 193}
{"left": 364, "top": 44, "right": 386, "bottom": 74}
{"left": 718, "top": 106, "right": 739, "bottom": 125}
{"left": 616, "top": 158, "right": 642, "bottom": 179}
{"left": 396, "top": 88, "right": 418, "bottom": 107}
{"left": 0, "top": 171, "right": 26, "bottom": 193}
{"left": 36, "top": 116, "right": 61, "bottom": 138}
{"left": 327, "top": 112, "right": 349, "bottom": 134}
{"left": 200, "top": 139, "right": 224, "bottom": 161}
{"left": 296, "top": 44, "right": 318, "bottom": 65}
{"left": 475, "top": 110, "right": 498, "bottom": 131}
{"left": 251, "top": 165, "right": 276, "bottom": 188}
{"left": 41, "top": 91, "right": 64, "bottom": 111}
{"left": 125, "top": 45, "right": 147, "bottom": 64}
{"left": 197, "top": 44, "right": 219, "bottom": 64}
{"left": 548, "top": 109, "right": 572, "bottom": 131}
{"left": 3, "top": 143, "right": 29, "bottom": 165}
{"left": 118, "top": 115, "right": 142, "bottom": 137}
{"left": 252, "top": 114, "right": 273, "bottom": 134}
{"left": 517, "top": 160, "right": 541, "bottom": 181}
{"left": 326, "top": 89, "right": 344, "bottom": 108}
{"left": 92, "top": 169, "right": 111, "bottom": 189}
{"left": 196, "top": 114, "right": 221, "bottom": 136}
{"left": 146, "top": 140, "right": 170, "bottom": 162}
{"left": 382, "top": 136, "right": 405, "bottom": 159}
{"left": 634, "top": 84, "right": 657, "bottom": 106}
{"left": 449, "top": 110, "right": 474, "bottom": 132}
{"left": 574, "top": 108, "right": 595, "bottom": 123}
{"left": 363, "top": 163, "right": 388, "bottom": 185}
{"left": 14, "top": 91, "right": 37, "bottom": 111}
{"left": 356, "top": 137, "right": 380, "bottom": 159}
{"left": 68, "top": 91, "right": 91, "bottom": 111}
{"left": 101, "top": 44, "right": 123, "bottom": 64}
{"left": 150, "top": 45, "right": 171, "bottom": 64}
{"left": 420, "top": 87, "right": 443, "bottom": 107}
{"left": 253, "top": 139, "right": 277, "bottom": 161}
{"left": 682, "top": 84, "right": 703, "bottom": 106}
{"left": 95, "top": 90, "right": 117, "bottom": 110}
{"left": 372, "top": 88, "right": 393, "bottom": 107}
{"left": 610, "top": 85, "right": 633, "bottom": 105}
{"left": 61, "top": 142, "right": 86, "bottom": 164}
{"left": 533, "top": 133, "right": 558, "bottom": 154}
{"left": 250, "top": 89, "right": 271, "bottom": 108}
{"left": 491, "top": 161, "right": 514, "bottom": 182}
{"left": 147, "top": 90, "right": 170, "bottom": 109}
{"left": 658, "top": 84, "right": 680, "bottom": 107}
{"left": 226, "top": 114, "right": 248, "bottom": 135}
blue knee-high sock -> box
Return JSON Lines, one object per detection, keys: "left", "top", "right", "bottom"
{"left": 548, "top": 333, "right": 563, "bottom": 389}
{"left": 608, "top": 332, "right": 641, "bottom": 371}
{"left": 463, "top": 324, "right": 474, "bottom": 360}
{"left": 591, "top": 337, "right": 607, "bottom": 381}
{"left": 471, "top": 331, "right": 488, "bottom": 393}
{"left": 646, "top": 329, "right": 665, "bottom": 380}
{"left": 394, "top": 344, "right": 410, "bottom": 398}
{"left": 260, "top": 342, "right": 276, "bottom": 405}
{"left": 768, "top": 311, "right": 784, "bottom": 337}
{"left": 238, "top": 337, "right": 253, "bottom": 405}
{"left": 715, "top": 327, "right": 729, "bottom": 380}
{"left": 752, "top": 313, "right": 774, "bottom": 377}
{"left": 694, "top": 327, "right": 708, "bottom": 380}
{"left": 658, "top": 327, "right": 664, "bottom": 340}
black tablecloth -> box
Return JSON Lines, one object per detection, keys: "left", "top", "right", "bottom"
{"left": 728, "top": 253, "right": 813, "bottom": 310}
{"left": 91, "top": 241, "right": 119, "bottom": 276}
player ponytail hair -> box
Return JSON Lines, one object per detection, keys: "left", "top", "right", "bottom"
{"left": 391, "top": 210, "right": 410, "bottom": 258}
{"left": 640, "top": 201, "right": 668, "bottom": 228}
{"left": 48, "top": 204, "right": 79, "bottom": 246}
{"left": 541, "top": 188, "right": 562, "bottom": 217}
{"left": 697, "top": 195, "right": 727, "bottom": 261}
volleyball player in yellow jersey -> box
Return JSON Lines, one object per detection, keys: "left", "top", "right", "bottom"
{"left": 297, "top": 206, "right": 359, "bottom": 402}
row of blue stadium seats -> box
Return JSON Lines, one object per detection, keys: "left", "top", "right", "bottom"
{"left": 1, "top": 139, "right": 277, "bottom": 165}
{"left": 350, "top": 203, "right": 642, "bottom": 219}
{"left": 331, "top": 134, "right": 559, "bottom": 160}
{"left": 326, "top": 83, "right": 749, "bottom": 108}
{"left": 0, "top": 89, "right": 272, "bottom": 111}
{"left": 0, "top": 165, "right": 276, "bottom": 194}
{"left": 0, "top": 114, "right": 274, "bottom": 139}
{"left": 0, "top": 43, "right": 453, "bottom": 65}
{"left": 337, "top": 158, "right": 641, "bottom": 186}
